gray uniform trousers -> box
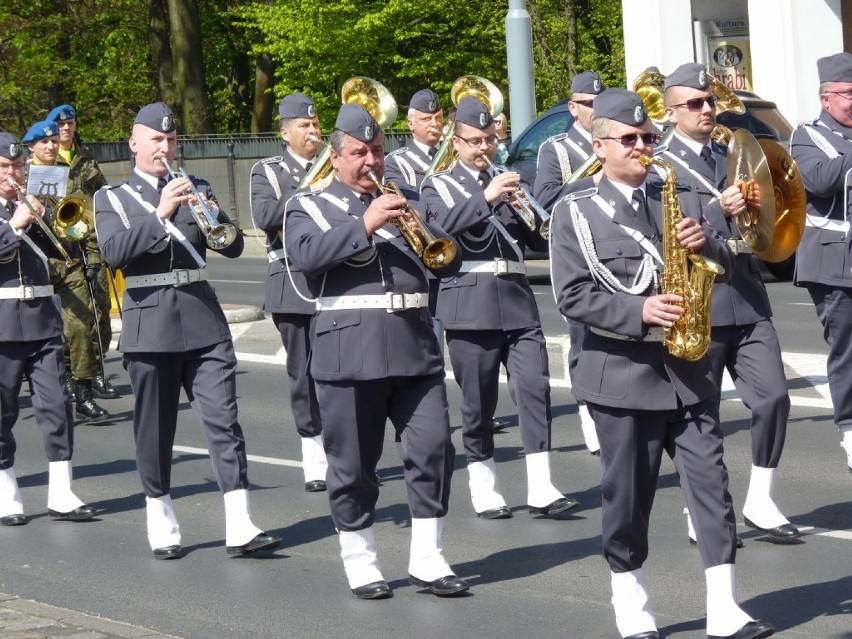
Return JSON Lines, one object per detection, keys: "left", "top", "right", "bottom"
{"left": 123, "top": 339, "right": 249, "bottom": 498}
{"left": 273, "top": 313, "right": 322, "bottom": 438}
{"left": 0, "top": 336, "right": 74, "bottom": 467}
{"left": 806, "top": 284, "right": 852, "bottom": 424}
{"left": 318, "top": 373, "right": 454, "bottom": 531}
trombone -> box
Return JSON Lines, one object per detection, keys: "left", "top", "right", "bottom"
{"left": 5, "top": 177, "right": 73, "bottom": 265}
{"left": 160, "top": 159, "right": 238, "bottom": 249}
{"left": 482, "top": 158, "right": 552, "bottom": 239}
{"left": 366, "top": 170, "right": 457, "bottom": 271}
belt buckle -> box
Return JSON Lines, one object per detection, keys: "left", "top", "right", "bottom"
{"left": 173, "top": 270, "right": 191, "bottom": 287}
{"left": 19, "top": 285, "right": 35, "bottom": 301}
{"left": 493, "top": 257, "right": 509, "bottom": 276}
{"left": 386, "top": 292, "right": 406, "bottom": 313}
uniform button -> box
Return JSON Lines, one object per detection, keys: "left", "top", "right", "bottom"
{"left": 453, "top": 278, "right": 458, "bottom": 284}
{"left": 616, "top": 249, "right": 623, "bottom": 256}
{"left": 351, "top": 241, "right": 359, "bottom": 249}
{"left": 332, "top": 320, "right": 338, "bottom": 327}
{"left": 841, "top": 235, "right": 846, "bottom": 241}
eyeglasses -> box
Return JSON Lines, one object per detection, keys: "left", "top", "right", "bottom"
{"left": 670, "top": 96, "right": 716, "bottom": 112}
{"left": 456, "top": 135, "right": 498, "bottom": 148}
{"left": 0, "top": 162, "right": 24, "bottom": 171}
{"left": 825, "top": 91, "right": 852, "bottom": 101}
{"left": 599, "top": 133, "right": 661, "bottom": 147}
{"left": 572, "top": 99, "right": 594, "bottom": 108}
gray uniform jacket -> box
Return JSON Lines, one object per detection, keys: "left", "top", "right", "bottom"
{"left": 550, "top": 176, "right": 734, "bottom": 410}
{"left": 0, "top": 207, "right": 64, "bottom": 341}
{"left": 660, "top": 136, "right": 771, "bottom": 326}
{"left": 250, "top": 151, "right": 315, "bottom": 314}
{"left": 284, "top": 178, "right": 461, "bottom": 382}
{"left": 790, "top": 110, "right": 852, "bottom": 288}
{"left": 421, "top": 164, "right": 548, "bottom": 331}
{"left": 533, "top": 125, "right": 593, "bottom": 211}
{"left": 384, "top": 144, "right": 433, "bottom": 197}
{"left": 95, "top": 171, "right": 243, "bottom": 353}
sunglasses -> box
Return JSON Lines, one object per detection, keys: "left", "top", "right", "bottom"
{"left": 599, "top": 133, "right": 661, "bottom": 147}
{"left": 572, "top": 99, "right": 594, "bottom": 108}
{"left": 671, "top": 96, "right": 717, "bottom": 112}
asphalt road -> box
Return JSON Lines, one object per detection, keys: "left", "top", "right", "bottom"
{"left": 0, "top": 246, "right": 849, "bottom": 639}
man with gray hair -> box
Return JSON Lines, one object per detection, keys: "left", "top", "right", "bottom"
{"left": 384, "top": 88, "right": 443, "bottom": 198}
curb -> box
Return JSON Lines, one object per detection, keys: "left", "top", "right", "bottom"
{"left": 109, "top": 304, "right": 265, "bottom": 334}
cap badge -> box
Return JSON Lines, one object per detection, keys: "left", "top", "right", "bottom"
{"left": 61, "top": 109, "right": 72, "bottom": 119}
{"left": 364, "top": 124, "right": 373, "bottom": 139}
{"left": 43, "top": 126, "right": 53, "bottom": 136}
{"left": 8, "top": 143, "right": 19, "bottom": 156}
{"left": 593, "top": 79, "right": 602, "bottom": 92}
{"left": 634, "top": 105, "right": 644, "bottom": 123}
{"left": 428, "top": 99, "right": 437, "bottom": 112}
{"left": 161, "top": 116, "right": 172, "bottom": 131}
{"left": 698, "top": 70, "right": 707, "bottom": 87}
{"left": 479, "top": 112, "right": 488, "bottom": 127}
{"left": 307, "top": 105, "right": 317, "bottom": 118}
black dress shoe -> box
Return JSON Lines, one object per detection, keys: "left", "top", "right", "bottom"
{"left": 92, "top": 373, "right": 120, "bottom": 399}
{"left": 48, "top": 505, "right": 97, "bottom": 521}
{"left": 351, "top": 580, "right": 393, "bottom": 600}
{"left": 689, "top": 535, "right": 744, "bottom": 548}
{"left": 0, "top": 514, "right": 27, "bottom": 526}
{"left": 708, "top": 619, "right": 774, "bottom": 639}
{"left": 590, "top": 449, "right": 601, "bottom": 456}
{"left": 153, "top": 545, "right": 182, "bottom": 560}
{"left": 743, "top": 517, "right": 801, "bottom": 544}
{"left": 492, "top": 418, "right": 509, "bottom": 433}
{"left": 529, "top": 496, "right": 580, "bottom": 519}
{"left": 477, "top": 505, "right": 513, "bottom": 520}
{"left": 409, "top": 574, "right": 470, "bottom": 597}
{"left": 304, "top": 480, "right": 327, "bottom": 493}
{"left": 226, "top": 532, "right": 281, "bottom": 556}
{"left": 625, "top": 632, "right": 659, "bottom": 639}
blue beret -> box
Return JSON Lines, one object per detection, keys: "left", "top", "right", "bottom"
{"left": 409, "top": 89, "right": 441, "bottom": 114}
{"left": 571, "top": 71, "right": 605, "bottom": 96}
{"left": 818, "top": 52, "right": 852, "bottom": 83}
{"left": 47, "top": 104, "right": 77, "bottom": 122}
{"left": 0, "top": 132, "right": 22, "bottom": 160}
{"left": 664, "top": 63, "right": 710, "bottom": 90}
{"left": 279, "top": 93, "right": 317, "bottom": 121}
{"left": 455, "top": 96, "right": 493, "bottom": 130}
{"left": 335, "top": 104, "right": 380, "bottom": 142}
{"left": 22, "top": 120, "right": 60, "bottom": 143}
{"left": 593, "top": 89, "right": 647, "bottom": 126}
{"left": 134, "top": 102, "right": 176, "bottom": 133}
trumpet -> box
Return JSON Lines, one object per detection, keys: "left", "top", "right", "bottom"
{"left": 482, "top": 158, "right": 552, "bottom": 239}
{"left": 160, "top": 159, "right": 238, "bottom": 249}
{"left": 366, "top": 171, "right": 457, "bottom": 270}
{"left": 5, "top": 177, "right": 73, "bottom": 265}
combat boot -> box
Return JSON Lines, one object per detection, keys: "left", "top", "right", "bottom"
{"left": 92, "top": 372, "right": 120, "bottom": 399}
{"left": 75, "top": 379, "right": 111, "bottom": 424}
{"left": 65, "top": 373, "right": 76, "bottom": 404}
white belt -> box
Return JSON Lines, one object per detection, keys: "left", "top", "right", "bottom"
{"left": 459, "top": 259, "right": 526, "bottom": 276}
{"left": 268, "top": 249, "right": 286, "bottom": 263}
{"left": 0, "top": 284, "right": 54, "bottom": 300}
{"left": 726, "top": 239, "right": 753, "bottom": 255}
{"left": 590, "top": 326, "right": 664, "bottom": 342}
{"left": 124, "top": 269, "right": 208, "bottom": 289}
{"left": 316, "top": 292, "right": 428, "bottom": 313}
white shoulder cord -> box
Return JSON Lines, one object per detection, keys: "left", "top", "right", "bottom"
{"left": 802, "top": 122, "right": 851, "bottom": 227}
{"left": 554, "top": 143, "right": 574, "bottom": 183}
{"left": 247, "top": 158, "right": 283, "bottom": 249}
{"left": 283, "top": 194, "right": 325, "bottom": 303}
{"left": 392, "top": 154, "right": 417, "bottom": 187}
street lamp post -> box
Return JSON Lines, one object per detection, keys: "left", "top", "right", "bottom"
{"left": 505, "top": 0, "right": 537, "bottom": 136}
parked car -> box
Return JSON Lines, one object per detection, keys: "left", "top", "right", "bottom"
{"left": 503, "top": 91, "right": 797, "bottom": 279}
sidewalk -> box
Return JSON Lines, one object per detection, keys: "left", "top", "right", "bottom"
{"left": 0, "top": 592, "right": 180, "bottom": 639}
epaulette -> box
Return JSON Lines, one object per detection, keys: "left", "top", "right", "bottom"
{"left": 293, "top": 188, "right": 323, "bottom": 199}
{"left": 260, "top": 155, "right": 284, "bottom": 164}
{"left": 98, "top": 180, "right": 128, "bottom": 192}
{"left": 647, "top": 178, "right": 692, "bottom": 193}
{"left": 544, "top": 132, "right": 570, "bottom": 145}
{"left": 429, "top": 168, "right": 454, "bottom": 179}
{"left": 559, "top": 186, "right": 597, "bottom": 204}
{"left": 386, "top": 147, "right": 409, "bottom": 157}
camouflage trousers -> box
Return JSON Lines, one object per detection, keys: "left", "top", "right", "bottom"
{"left": 54, "top": 265, "right": 112, "bottom": 381}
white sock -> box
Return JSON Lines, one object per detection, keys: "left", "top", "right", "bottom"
{"left": 146, "top": 495, "right": 181, "bottom": 550}
{"left": 467, "top": 458, "right": 507, "bottom": 512}
{"left": 525, "top": 451, "right": 565, "bottom": 508}
{"left": 46, "top": 461, "right": 85, "bottom": 513}
{"left": 742, "top": 465, "right": 790, "bottom": 528}
{"left": 610, "top": 569, "right": 657, "bottom": 637}
{"left": 408, "top": 517, "right": 454, "bottom": 582}
{"left": 705, "top": 564, "right": 753, "bottom": 637}
{"left": 339, "top": 528, "right": 384, "bottom": 589}
{"left": 301, "top": 435, "right": 329, "bottom": 483}
{"left": 223, "top": 488, "right": 264, "bottom": 547}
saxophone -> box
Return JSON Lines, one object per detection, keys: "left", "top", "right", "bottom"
{"left": 637, "top": 155, "right": 725, "bottom": 361}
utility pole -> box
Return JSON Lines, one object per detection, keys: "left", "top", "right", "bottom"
{"left": 505, "top": 0, "right": 537, "bottom": 134}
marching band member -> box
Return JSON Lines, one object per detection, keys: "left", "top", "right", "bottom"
{"left": 790, "top": 51, "right": 852, "bottom": 474}
{"left": 534, "top": 69, "right": 607, "bottom": 456}
{"left": 284, "top": 104, "right": 467, "bottom": 599}
{"left": 421, "top": 96, "right": 579, "bottom": 521}
{"left": 95, "top": 102, "right": 279, "bottom": 560}
{"left": 384, "top": 88, "right": 443, "bottom": 199}
{"left": 0, "top": 131, "right": 96, "bottom": 527}
{"left": 661, "top": 63, "right": 799, "bottom": 544}
{"left": 250, "top": 93, "right": 328, "bottom": 492}
{"left": 550, "top": 88, "right": 772, "bottom": 639}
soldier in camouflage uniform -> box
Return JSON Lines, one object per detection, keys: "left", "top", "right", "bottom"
{"left": 22, "top": 118, "right": 110, "bottom": 423}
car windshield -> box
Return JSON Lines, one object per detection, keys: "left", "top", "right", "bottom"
{"left": 510, "top": 109, "right": 575, "bottom": 163}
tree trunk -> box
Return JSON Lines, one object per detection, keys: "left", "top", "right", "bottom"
{"left": 564, "top": 0, "right": 578, "bottom": 80}
{"left": 148, "top": 0, "right": 177, "bottom": 110}
{"left": 167, "top": 0, "right": 213, "bottom": 133}
{"left": 252, "top": 53, "right": 275, "bottom": 133}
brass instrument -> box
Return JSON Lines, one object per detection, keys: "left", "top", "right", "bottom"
{"left": 755, "top": 138, "right": 806, "bottom": 262}
{"left": 483, "top": 157, "right": 551, "bottom": 239}
{"left": 300, "top": 77, "right": 398, "bottom": 189}
{"left": 367, "top": 170, "right": 457, "bottom": 270}
{"left": 637, "top": 155, "right": 725, "bottom": 361}
{"left": 632, "top": 68, "right": 668, "bottom": 125}
{"left": 54, "top": 191, "right": 95, "bottom": 242}
{"left": 426, "top": 75, "right": 504, "bottom": 177}
{"left": 565, "top": 154, "right": 602, "bottom": 185}
{"left": 161, "top": 159, "right": 238, "bottom": 249}
{"left": 708, "top": 75, "right": 746, "bottom": 146}
{"left": 5, "top": 177, "right": 73, "bottom": 265}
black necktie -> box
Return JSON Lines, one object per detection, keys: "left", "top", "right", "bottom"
{"left": 304, "top": 162, "right": 313, "bottom": 174}
{"left": 360, "top": 193, "right": 374, "bottom": 207}
{"left": 5, "top": 200, "right": 14, "bottom": 215}
{"left": 428, "top": 147, "right": 438, "bottom": 159}
{"left": 632, "top": 189, "right": 655, "bottom": 235}
{"left": 478, "top": 171, "right": 492, "bottom": 188}
{"left": 157, "top": 177, "right": 168, "bottom": 192}
{"left": 700, "top": 145, "right": 717, "bottom": 173}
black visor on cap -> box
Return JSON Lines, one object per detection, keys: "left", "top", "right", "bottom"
{"left": 134, "top": 102, "right": 176, "bottom": 133}
{"left": 593, "top": 88, "right": 648, "bottom": 126}
{"left": 818, "top": 52, "right": 852, "bottom": 84}
{"left": 409, "top": 89, "right": 441, "bottom": 114}
{"left": 279, "top": 93, "right": 317, "bottom": 121}
{"left": 571, "top": 71, "right": 605, "bottom": 96}
{"left": 455, "top": 96, "right": 492, "bottom": 130}
{"left": 664, "top": 63, "right": 710, "bottom": 90}
{"left": 335, "top": 104, "right": 380, "bottom": 142}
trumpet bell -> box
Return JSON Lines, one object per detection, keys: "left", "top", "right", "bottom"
{"left": 632, "top": 69, "right": 668, "bottom": 124}
{"left": 54, "top": 191, "right": 94, "bottom": 242}
{"left": 341, "top": 77, "right": 398, "bottom": 128}
{"left": 451, "top": 75, "right": 504, "bottom": 117}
